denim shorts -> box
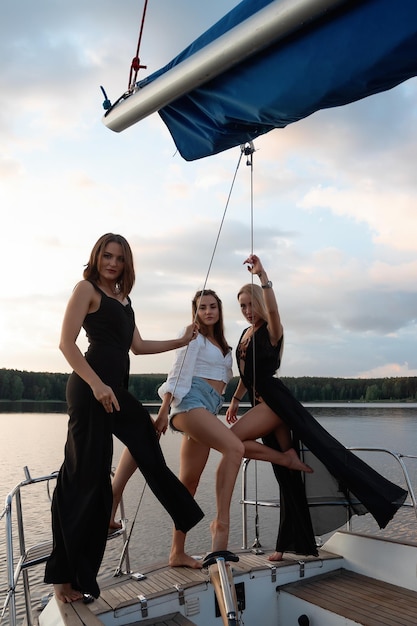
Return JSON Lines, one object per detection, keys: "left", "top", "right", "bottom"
{"left": 170, "top": 377, "right": 224, "bottom": 432}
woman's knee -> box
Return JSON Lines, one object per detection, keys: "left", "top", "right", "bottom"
{"left": 226, "top": 438, "right": 245, "bottom": 463}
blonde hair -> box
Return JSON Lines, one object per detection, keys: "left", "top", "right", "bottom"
{"left": 238, "top": 283, "right": 285, "bottom": 366}
{"left": 237, "top": 283, "right": 268, "bottom": 321}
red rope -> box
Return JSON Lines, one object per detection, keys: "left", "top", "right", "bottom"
{"left": 128, "top": 0, "right": 149, "bottom": 90}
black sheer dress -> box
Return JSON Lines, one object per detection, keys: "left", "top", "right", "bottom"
{"left": 237, "top": 322, "right": 407, "bottom": 555}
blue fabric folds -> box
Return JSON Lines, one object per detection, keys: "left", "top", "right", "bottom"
{"left": 138, "top": 0, "right": 417, "bottom": 160}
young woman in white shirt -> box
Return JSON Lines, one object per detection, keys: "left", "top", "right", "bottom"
{"left": 155, "top": 289, "right": 240, "bottom": 568}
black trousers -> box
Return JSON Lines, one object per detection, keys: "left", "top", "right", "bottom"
{"left": 44, "top": 373, "right": 203, "bottom": 597}
{"left": 262, "top": 432, "right": 318, "bottom": 555}
{"left": 259, "top": 377, "right": 407, "bottom": 532}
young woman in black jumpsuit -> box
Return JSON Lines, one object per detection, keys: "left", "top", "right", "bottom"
{"left": 44, "top": 233, "right": 203, "bottom": 603}
{"left": 227, "top": 254, "right": 407, "bottom": 561}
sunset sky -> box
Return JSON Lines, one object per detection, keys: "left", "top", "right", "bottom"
{"left": 2, "top": 0, "right": 417, "bottom": 379}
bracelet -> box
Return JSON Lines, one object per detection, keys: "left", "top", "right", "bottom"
{"left": 233, "top": 395, "right": 242, "bottom": 402}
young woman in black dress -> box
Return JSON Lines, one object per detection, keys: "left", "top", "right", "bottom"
{"left": 227, "top": 254, "right": 407, "bottom": 561}
{"left": 44, "top": 233, "right": 203, "bottom": 603}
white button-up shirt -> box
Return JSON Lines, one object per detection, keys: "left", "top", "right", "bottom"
{"left": 158, "top": 332, "right": 233, "bottom": 407}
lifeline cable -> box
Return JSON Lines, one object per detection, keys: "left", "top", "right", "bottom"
{"left": 113, "top": 479, "right": 148, "bottom": 576}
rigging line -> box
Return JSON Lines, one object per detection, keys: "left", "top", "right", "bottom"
{"left": 118, "top": 149, "right": 246, "bottom": 549}
{"left": 241, "top": 142, "right": 257, "bottom": 408}
{"left": 243, "top": 142, "right": 263, "bottom": 551}
{"left": 101, "top": 0, "right": 148, "bottom": 114}
{"left": 200, "top": 148, "right": 245, "bottom": 296}
{"left": 128, "top": 0, "right": 149, "bottom": 90}
{"left": 168, "top": 147, "right": 246, "bottom": 403}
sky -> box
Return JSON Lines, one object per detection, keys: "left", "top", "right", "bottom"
{"left": 1, "top": 0, "right": 417, "bottom": 379}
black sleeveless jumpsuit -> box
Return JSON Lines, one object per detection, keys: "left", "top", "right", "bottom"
{"left": 45, "top": 285, "right": 203, "bottom": 597}
{"left": 237, "top": 322, "right": 407, "bottom": 555}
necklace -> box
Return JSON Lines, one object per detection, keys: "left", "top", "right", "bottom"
{"left": 112, "top": 282, "right": 121, "bottom": 296}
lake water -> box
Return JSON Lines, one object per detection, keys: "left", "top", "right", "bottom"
{"left": 1, "top": 403, "right": 417, "bottom": 618}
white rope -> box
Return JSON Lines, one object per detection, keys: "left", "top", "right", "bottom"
{"left": 241, "top": 143, "right": 263, "bottom": 551}
{"left": 168, "top": 146, "right": 247, "bottom": 401}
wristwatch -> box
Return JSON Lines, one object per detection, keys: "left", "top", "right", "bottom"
{"left": 261, "top": 280, "right": 273, "bottom": 289}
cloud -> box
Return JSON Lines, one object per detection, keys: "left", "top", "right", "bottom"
{"left": 358, "top": 363, "right": 417, "bottom": 379}
{"left": 300, "top": 184, "right": 417, "bottom": 252}
{"left": 1, "top": 1, "right": 416, "bottom": 380}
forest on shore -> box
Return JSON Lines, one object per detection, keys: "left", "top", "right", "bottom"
{"left": 1, "top": 368, "right": 417, "bottom": 403}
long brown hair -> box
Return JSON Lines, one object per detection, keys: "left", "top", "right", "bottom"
{"left": 192, "top": 289, "right": 229, "bottom": 356}
{"left": 83, "top": 233, "right": 135, "bottom": 298}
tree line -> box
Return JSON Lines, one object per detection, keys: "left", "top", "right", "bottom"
{"left": 1, "top": 368, "right": 417, "bottom": 403}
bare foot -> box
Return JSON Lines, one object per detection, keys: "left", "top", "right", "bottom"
{"left": 210, "top": 519, "right": 229, "bottom": 552}
{"left": 109, "top": 519, "right": 123, "bottom": 532}
{"left": 54, "top": 583, "right": 83, "bottom": 603}
{"left": 284, "top": 448, "right": 313, "bottom": 473}
{"left": 268, "top": 551, "right": 283, "bottom": 562}
{"left": 169, "top": 552, "right": 202, "bottom": 569}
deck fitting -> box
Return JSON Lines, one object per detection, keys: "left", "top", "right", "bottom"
{"left": 175, "top": 584, "right": 185, "bottom": 605}
{"left": 137, "top": 594, "right": 148, "bottom": 617}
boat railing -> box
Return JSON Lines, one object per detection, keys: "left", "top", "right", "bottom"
{"left": 0, "top": 467, "right": 128, "bottom": 626}
{"left": 240, "top": 446, "right": 417, "bottom": 550}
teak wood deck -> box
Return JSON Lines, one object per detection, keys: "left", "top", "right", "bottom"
{"left": 281, "top": 568, "right": 417, "bottom": 626}
{"left": 49, "top": 549, "right": 335, "bottom": 626}
{"left": 42, "top": 548, "right": 417, "bottom": 626}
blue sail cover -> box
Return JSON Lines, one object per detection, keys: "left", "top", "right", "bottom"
{"left": 138, "top": 0, "right": 417, "bottom": 161}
